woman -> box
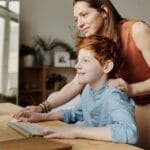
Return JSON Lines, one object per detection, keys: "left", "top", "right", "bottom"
{"left": 14, "top": 0, "right": 149, "bottom": 147}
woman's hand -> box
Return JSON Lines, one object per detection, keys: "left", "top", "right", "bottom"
{"left": 13, "top": 105, "right": 42, "bottom": 120}
{"left": 40, "top": 126, "right": 77, "bottom": 139}
{"left": 16, "top": 111, "right": 46, "bottom": 122}
{"left": 107, "top": 78, "right": 132, "bottom": 96}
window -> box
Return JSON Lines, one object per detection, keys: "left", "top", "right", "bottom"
{"left": 7, "top": 21, "right": 19, "bottom": 92}
{"left": 0, "top": 1, "right": 6, "bottom": 7}
{"left": 0, "top": 17, "right": 5, "bottom": 93}
{"left": 0, "top": 0, "right": 19, "bottom": 103}
{"left": 9, "top": 1, "right": 20, "bottom": 14}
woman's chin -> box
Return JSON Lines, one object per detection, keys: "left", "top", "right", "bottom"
{"left": 85, "top": 32, "right": 92, "bottom": 37}
{"left": 84, "top": 31, "right": 96, "bottom": 37}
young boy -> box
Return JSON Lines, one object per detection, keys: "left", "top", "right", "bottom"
{"left": 18, "top": 35, "right": 138, "bottom": 144}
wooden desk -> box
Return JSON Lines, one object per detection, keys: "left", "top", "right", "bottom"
{"left": 0, "top": 103, "right": 143, "bottom": 150}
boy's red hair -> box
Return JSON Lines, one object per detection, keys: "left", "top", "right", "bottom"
{"left": 76, "top": 35, "right": 121, "bottom": 78}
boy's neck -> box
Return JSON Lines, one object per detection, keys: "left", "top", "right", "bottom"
{"left": 89, "top": 74, "right": 108, "bottom": 91}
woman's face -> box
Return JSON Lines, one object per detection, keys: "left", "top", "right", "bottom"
{"left": 74, "top": 1, "right": 105, "bottom": 37}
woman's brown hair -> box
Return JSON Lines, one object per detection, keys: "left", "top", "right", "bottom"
{"left": 76, "top": 35, "right": 121, "bottom": 78}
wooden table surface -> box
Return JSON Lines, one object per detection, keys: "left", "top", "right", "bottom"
{"left": 0, "top": 103, "right": 143, "bottom": 150}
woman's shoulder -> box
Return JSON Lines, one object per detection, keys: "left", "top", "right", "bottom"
{"left": 119, "top": 19, "right": 149, "bottom": 46}
{"left": 132, "top": 21, "right": 149, "bottom": 38}
{"left": 120, "top": 19, "right": 144, "bottom": 29}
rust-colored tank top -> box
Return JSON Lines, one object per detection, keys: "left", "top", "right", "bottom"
{"left": 118, "top": 20, "right": 150, "bottom": 104}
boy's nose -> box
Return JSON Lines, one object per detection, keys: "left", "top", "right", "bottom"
{"left": 75, "top": 61, "right": 81, "bottom": 70}
{"left": 74, "top": 62, "right": 78, "bottom": 69}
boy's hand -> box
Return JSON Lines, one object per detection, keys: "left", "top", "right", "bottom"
{"left": 40, "top": 126, "right": 77, "bottom": 139}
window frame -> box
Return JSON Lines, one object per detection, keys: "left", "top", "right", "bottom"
{"left": 0, "top": 0, "right": 19, "bottom": 104}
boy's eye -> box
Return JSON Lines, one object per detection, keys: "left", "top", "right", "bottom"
{"left": 82, "top": 59, "right": 89, "bottom": 63}
{"left": 84, "top": 59, "right": 88, "bottom": 62}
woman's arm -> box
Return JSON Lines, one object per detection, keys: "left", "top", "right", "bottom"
{"left": 129, "top": 22, "right": 150, "bottom": 96}
{"left": 132, "top": 21, "right": 150, "bottom": 66}
{"left": 129, "top": 78, "right": 150, "bottom": 97}
{"left": 18, "top": 111, "right": 64, "bottom": 122}
{"left": 48, "top": 75, "right": 84, "bottom": 109}
{"left": 14, "top": 75, "right": 84, "bottom": 119}
{"left": 108, "top": 22, "right": 150, "bottom": 97}
{"left": 107, "top": 78, "right": 150, "bottom": 97}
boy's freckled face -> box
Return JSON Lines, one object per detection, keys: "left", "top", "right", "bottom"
{"left": 75, "top": 49, "right": 104, "bottom": 84}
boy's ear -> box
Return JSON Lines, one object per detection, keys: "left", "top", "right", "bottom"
{"left": 103, "top": 60, "right": 114, "bottom": 73}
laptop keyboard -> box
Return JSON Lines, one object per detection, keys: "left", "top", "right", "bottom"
{"left": 8, "top": 120, "right": 43, "bottom": 137}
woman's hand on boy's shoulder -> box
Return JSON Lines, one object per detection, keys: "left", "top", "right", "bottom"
{"left": 107, "top": 78, "right": 132, "bottom": 96}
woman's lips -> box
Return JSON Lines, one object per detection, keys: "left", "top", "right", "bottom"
{"left": 81, "top": 27, "right": 89, "bottom": 33}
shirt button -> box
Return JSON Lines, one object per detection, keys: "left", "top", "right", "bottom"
{"left": 91, "top": 114, "right": 98, "bottom": 119}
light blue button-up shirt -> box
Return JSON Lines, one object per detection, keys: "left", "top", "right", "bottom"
{"left": 63, "top": 85, "right": 138, "bottom": 144}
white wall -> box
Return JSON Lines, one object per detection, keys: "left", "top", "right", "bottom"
{"left": 111, "top": 0, "right": 150, "bottom": 24}
{"left": 20, "top": 0, "right": 150, "bottom": 46}
{"left": 20, "top": 0, "right": 74, "bottom": 46}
